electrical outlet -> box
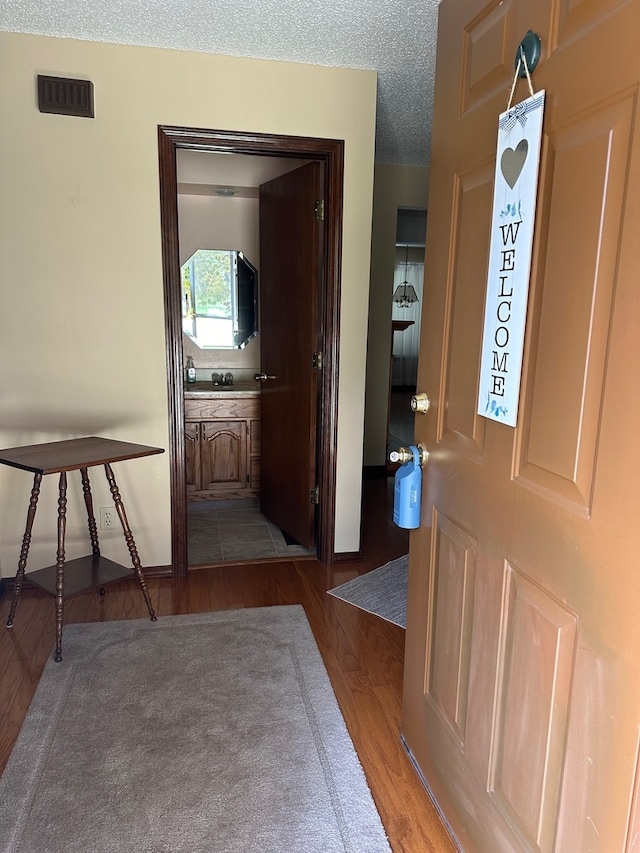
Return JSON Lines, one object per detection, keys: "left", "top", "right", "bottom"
{"left": 100, "top": 507, "right": 115, "bottom": 530}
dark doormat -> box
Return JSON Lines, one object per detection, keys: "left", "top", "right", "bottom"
{"left": 328, "top": 555, "right": 408, "bottom": 628}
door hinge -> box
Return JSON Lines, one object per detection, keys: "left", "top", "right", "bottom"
{"left": 314, "top": 199, "right": 325, "bottom": 221}
{"left": 312, "top": 351, "right": 323, "bottom": 370}
{"left": 309, "top": 485, "right": 320, "bottom": 505}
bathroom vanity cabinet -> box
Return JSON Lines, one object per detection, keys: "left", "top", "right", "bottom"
{"left": 184, "top": 393, "right": 260, "bottom": 500}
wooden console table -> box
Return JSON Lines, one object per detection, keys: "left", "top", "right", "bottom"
{"left": 1, "top": 436, "right": 164, "bottom": 661}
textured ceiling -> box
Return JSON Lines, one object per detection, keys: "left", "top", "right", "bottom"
{"left": 0, "top": 0, "right": 441, "bottom": 166}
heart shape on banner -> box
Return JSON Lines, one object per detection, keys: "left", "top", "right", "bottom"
{"left": 501, "top": 139, "right": 528, "bottom": 189}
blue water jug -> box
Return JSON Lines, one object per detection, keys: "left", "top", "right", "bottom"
{"left": 392, "top": 445, "right": 422, "bottom": 529}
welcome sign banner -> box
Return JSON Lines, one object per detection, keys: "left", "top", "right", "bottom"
{"left": 478, "top": 90, "right": 545, "bottom": 427}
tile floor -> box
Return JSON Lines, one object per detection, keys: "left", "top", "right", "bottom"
{"left": 187, "top": 498, "right": 316, "bottom": 565}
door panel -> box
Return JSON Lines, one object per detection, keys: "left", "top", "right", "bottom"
{"left": 492, "top": 566, "right": 577, "bottom": 850}
{"left": 402, "top": 1, "right": 640, "bottom": 851}
{"left": 461, "top": 0, "right": 551, "bottom": 115}
{"left": 516, "top": 93, "right": 635, "bottom": 512}
{"left": 427, "top": 510, "right": 477, "bottom": 745}
{"left": 557, "top": 0, "right": 627, "bottom": 44}
{"left": 259, "top": 162, "right": 322, "bottom": 549}
{"left": 440, "top": 165, "right": 492, "bottom": 458}
{"left": 462, "top": 1, "right": 518, "bottom": 112}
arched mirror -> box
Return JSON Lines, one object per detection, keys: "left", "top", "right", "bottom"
{"left": 181, "top": 249, "right": 258, "bottom": 349}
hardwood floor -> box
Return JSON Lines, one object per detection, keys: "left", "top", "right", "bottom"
{"left": 0, "top": 476, "right": 456, "bottom": 853}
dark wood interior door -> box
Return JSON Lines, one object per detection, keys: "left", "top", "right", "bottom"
{"left": 402, "top": 0, "right": 640, "bottom": 850}
{"left": 258, "top": 162, "right": 323, "bottom": 549}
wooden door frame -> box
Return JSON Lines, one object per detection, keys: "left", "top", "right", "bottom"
{"left": 158, "top": 125, "right": 344, "bottom": 576}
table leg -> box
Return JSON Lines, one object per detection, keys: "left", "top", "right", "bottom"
{"left": 6, "top": 472, "right": 42, "bottom": 629}
{"left": 104, "top": 463, "right": 157, "bottom": 622}
{"left": 54, "top": 472, "right": 68, "bottom": 662}
{"left": 80, "top": 467, "right": 100, "bottom": 557}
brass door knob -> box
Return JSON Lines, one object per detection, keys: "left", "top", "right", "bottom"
{"left": 411, "top": 393, "right": 431, "bottom": 414}
{"left": 389, "top": 444, "right": 428, "bottom": 467}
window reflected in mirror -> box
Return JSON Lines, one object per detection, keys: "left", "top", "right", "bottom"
{"left": 181, "top": 249, "right": 258, "bottom": 349}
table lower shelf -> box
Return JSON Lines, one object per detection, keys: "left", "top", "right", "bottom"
{"left": 26, "top": 555, "right": 134, "bottom": 597}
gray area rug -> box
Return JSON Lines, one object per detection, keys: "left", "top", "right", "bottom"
{"left": 328, "top": 555, "right": 408, "bottom": 628}
{"left": 0, "top": 607, "right": 391, "bottom": 853}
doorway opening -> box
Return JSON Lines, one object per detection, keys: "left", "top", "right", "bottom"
{"left": 387, "top": 208, "right": 426, "bottom": 467}
{"left": 158, "top": 126, "right": 345, "bottom": 576}
{"left": 177, "top": 152, "right": 315, "bottom": 565}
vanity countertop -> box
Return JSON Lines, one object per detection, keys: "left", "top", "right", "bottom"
{"left": 184, "top": 381, "right": 260, "bottom": 397}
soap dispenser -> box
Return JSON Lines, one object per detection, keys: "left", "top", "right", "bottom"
{"left": 186, "top": 356, "right": 196, "bottom": 384}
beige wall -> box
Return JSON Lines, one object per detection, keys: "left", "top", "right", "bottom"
{"left": 364, "top": 163, "right": 429, "bottom": 467}
{"left": 0, "top": 32, "right": 377, "bottom": 576}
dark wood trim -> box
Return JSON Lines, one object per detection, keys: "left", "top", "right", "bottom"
{"left": 136, "top": 565, "right": 173, "bottom": 579}
{"left": 158, "top": 126, "right": 344, "bottom": 573}
{"left": 330, "top": 549, "right": 363, "bottom": 563}
{"left": 317, "top": 141, "right": 344, "bottom": 566}
{"left": 158, "top": 127, "right": 188, "bottom": 576}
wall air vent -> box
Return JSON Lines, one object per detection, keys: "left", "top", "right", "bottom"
{"left": 37, "top": 75, "right": 94, "bottom": 118}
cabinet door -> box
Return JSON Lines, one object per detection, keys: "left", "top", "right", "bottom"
{"left": 184, "top": 422, "right": 201, "bottom": 494}
{"left": 249, "top": 419, "right": 261, "bottom": 491}
{"left": 200, "top": 421, "right": 247, "bottom": 493}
